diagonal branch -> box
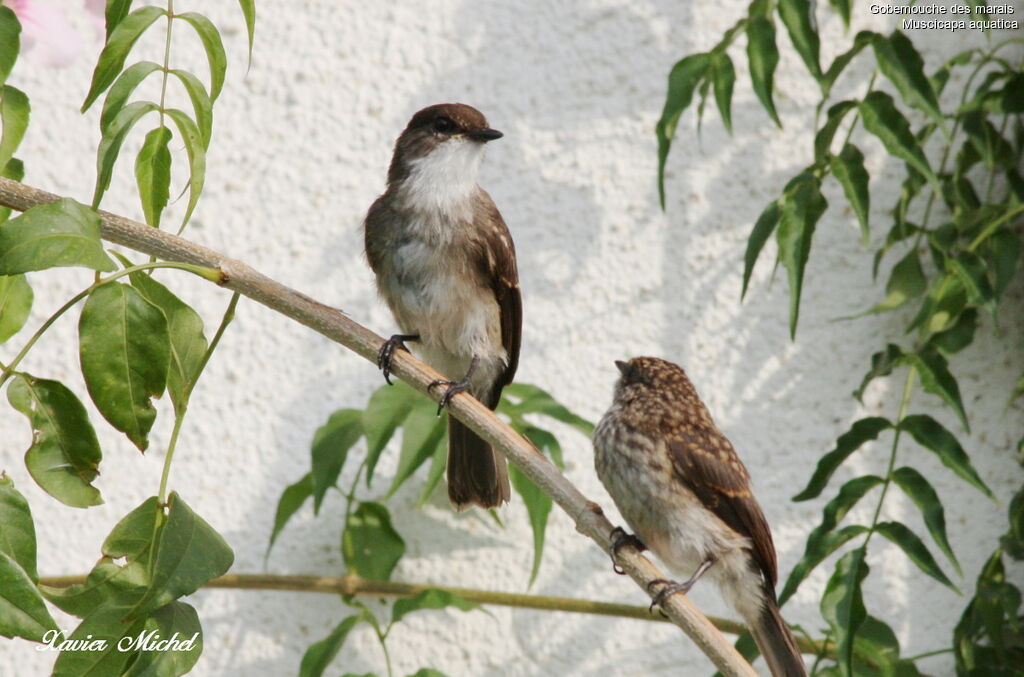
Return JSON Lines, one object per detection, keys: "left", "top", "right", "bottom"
{"left": 0, "top": 176, "right": 758, "bottom": 677}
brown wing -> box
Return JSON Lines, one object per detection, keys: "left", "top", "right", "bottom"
{"left": 475, "top": 191, "right": 522, "bottom": 389}
{"left": 668, "top": 430, "right": 778, "bottom": 586}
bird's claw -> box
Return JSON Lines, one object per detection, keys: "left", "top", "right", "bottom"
{"left": 377, "top": 334, "right": 415, "bottom": 385}
{"left": 609, "top": 526, "right": 645, "bottom": 575}
{"left": 646, "top": 578, "right": 693, "bottom": 613}
{"left": 428, "top": 377, "right": 471, "bottom": 415}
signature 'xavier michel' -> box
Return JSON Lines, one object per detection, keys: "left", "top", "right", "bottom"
{"left": 363, "top": 103, "right": 521, "bottom": 509}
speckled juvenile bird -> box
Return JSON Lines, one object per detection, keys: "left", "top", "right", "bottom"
{"left": 594, "top": 357, "right": 806, "bottom": 677}
{"left": 363, "top": 103, "right": 521, "bottom": 510}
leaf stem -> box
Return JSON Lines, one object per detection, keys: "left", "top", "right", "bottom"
{"left": 0, "top": 261, "right": 215, "bottom": 389}
{"left": 158, "top": 1, "right": 174, "bottom": 127}
{"left": 158, "top": 291, "right": 239, "bottom": 502}
{"left": 158, "top": 410, "right": 185, "bottom": 503}
{"left": 864, "top": 368, "right": 916, "bottom": 547}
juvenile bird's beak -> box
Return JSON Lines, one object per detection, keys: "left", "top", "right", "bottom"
{"left": 468, "top": 127, "right": 503, "bottom": 142}
{"left": 614, "top": 360, "right": 629, "bottom": 375}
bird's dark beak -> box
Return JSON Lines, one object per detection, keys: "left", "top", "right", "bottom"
{"left": 468, "top": 127, "right": 503, "bottom": 142}
{"left": 614, "top": 360, "right": 629, "bottom": 375}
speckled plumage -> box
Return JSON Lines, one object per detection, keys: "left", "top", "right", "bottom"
{"left": 594, "top": 357, "right": 805, "bottom": 677}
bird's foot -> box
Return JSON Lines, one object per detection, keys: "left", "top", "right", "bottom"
{"left": 377, "top": 334, "right": 418, "bottom": 385}
{"left": 609, "top": 526, "right": 645, "bottom": 575}
{"left": 428, "top": 357, "right": 479, "bottom": 416}
{"left": 646, "top": 578, "right": 694, "bottom": 613}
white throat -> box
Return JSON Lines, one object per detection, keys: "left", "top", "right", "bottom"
{"left": 400, "top": 137, "right": 485, "bottom": 215}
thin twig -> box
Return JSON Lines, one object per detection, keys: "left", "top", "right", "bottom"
{"left": 37, "top": 573, "right": 830, "bottom": 656}
{"left": 0, "top": 177, "right": 757, "bottom": 677}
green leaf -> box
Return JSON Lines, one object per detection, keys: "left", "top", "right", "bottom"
{"left": 947, "top": 252, "right": 995, "bottom": 314}
{"left": 363, "top": 383, "right": 417, "bottom": 486}
{"left": 865, "top": 248, "right": 926, "bottom": 315}
{"left": 299, "top": 613, "right": 366, "bottom": 677}
{"left": 8, "top": 375, "right": 103, "bottom": 508}
{"left": 931, "top": 307, "right": 978, "bottom": 355}
{"left": 82, "top": 6, "right": 165, "bottom": 112}
{"left": 0, "top": 476, "right": 37, "bottom": 581}
{"left": 891, "top": 466, "right": 960, "bottom": 573}
{"left": 829, "top": 0, "right": 851, "bottom": 26}
{"left": 131, "top": 491, "right": 234, "bottom": 616}
{"left": 874, "top": 521, "right": 956, "bottom": 591}
{"left": 40, "top": 558, "right": 149, "bottom": 618}
{"left": 855, "top": 343, "right": 904, "bottom": 401}
{"left": 872, "top": 32, "right": 943, "bottom": 127}
{"left": 779, "top": 524, "right": 867, "bottom": 605}
{"left": 169, "top": 69, "right": 213, "bottom": 149}
{"left": 979, "top": 229, "right": 1019, "bottom": 299}
{"left": 0, "top": 7, "right": 20, "bottom": 87}
{"left": 0, "top": 155, "right": 24, "bottom": 223}
{"left": 963, "top": 111, "right": 1014, "bottom": 170}
{"left": 104, "top": 0, "right": 134, "bottom": 40}
{"left": 342, "top": 502, "right": 405, "bottom": 581}
{"left": 814, "top": 100, "right": 856, "bottom": 161}
{"left": 104, "top": 496, "right": 160, "bottom": 559}
{"left": 830, "top": 143, "right": 870, "bottom": 244}
{"left": 741, "top": 200, "right": 781, "bottom": 299}
{"left": 123, "top": 601, "right": 203, "bottom": 677}
{"left": 175, "top": 13, "right": 226, "bottom": 102}
{"left": 822, "top": 31, "right": 874, "bottom": 97}
{"left": 902, "top": 347, "right": 968, "bottom": 431}
{"left": 859, "top": 91, "right": 936, "bottom": 187}
{"left": 0, "top": 198, "right": 115, "bottom": 274}
{"left": 134, "top": 126, "right": 172, "bottom": 228}
{"left": 0, "top": 274, "right": 32, "bottom": 343}
{"left": 900, "top": 414, "right": 992, "bottom": 498}
{"left": 777, "top": 0, "right": 821, "bottom": 80}
{"left": 391, "top": 588, "right": 480, "bottom": 625}
{"left": 311, "top": 409, "right": 363, "bottom": 514}
{"left": 500, "top": 383, "right": 594, "bottom": 437}
{"left": 910, "top": 272, "right": 966, "bottom": 335}
{"left": 389, "top": 401, "right": 446, "bottom": 498}
{"left": 79, "top": 282, "right": 170, "bottom": 451}
{"left": 793, "top": 418, "right": 892, "bottom": 501}
{"left": 162, "top": 108, "right": 206, "bottom": 230}
{"left": 51, "top": 604, "right": 144, "bottom": 677}
{"left": 417, "top": 434, "right": 448, "bottom": 507}
{"left": 656, "top": 53, "right": 711, "bottom": 207}
{"left": 267, "top": 473, "right": 312, "bottom": 555}
{"left": 746, "top": 15, "right": 781, "bottom": 127}
{"left": 238, "top": 0, "right": 256, "bottom": 65}
{"left": 0, "top": 551, "right": 60, "bottom": 642}
{"left": 99, "top": 60, "right": 160, "bottom": 133}
{"left": 0, "top": 85, "right": 29, "bottom": 172}
{"left": 127, "top": 268, "right": 208, "bottom": 415}
{"left": 510, "top": 465, "right": 553, "bottom": 587}
{"left": 406, "top": 671, "right": 448, "bottom": 677}
{"left": 776, "top": 175, "right": 828, "bottom": 338}
{"left": 93, "top": 100, "right": 158, "bottom": 208}
{"left": 710, "top": 52, "right": 735, "bottom": 133}
{"left": 821, "top": 548, "right": 869, "bottom": 677}
{"left": 521, "top": 425, "right": 563, "bottom": 469}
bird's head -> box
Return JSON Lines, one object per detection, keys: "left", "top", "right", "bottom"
{"left": 387, "top": 103, "right": 502, "bottom": 198}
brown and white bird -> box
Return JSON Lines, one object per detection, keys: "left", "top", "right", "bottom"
{"left": 363, "top": 103, "right": 521, "bottom": 509}
{"left": 594, "top": 357, "right": 806, "bottom": 677}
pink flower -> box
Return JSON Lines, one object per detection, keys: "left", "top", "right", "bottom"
{"left": 6, "top": 0, "right": 105, "bottom": 68}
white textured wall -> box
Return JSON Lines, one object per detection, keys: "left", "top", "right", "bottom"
{"left": 2, "top": 1, "right": 1022, "bottom": 675}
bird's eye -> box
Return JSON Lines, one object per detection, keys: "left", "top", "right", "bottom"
{"left": 433, "top": 116, "right": 455, "bottom": 134}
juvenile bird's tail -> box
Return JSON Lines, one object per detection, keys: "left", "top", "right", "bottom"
{"left": 747, "top": 589, "right": 806, "bottom": 677}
